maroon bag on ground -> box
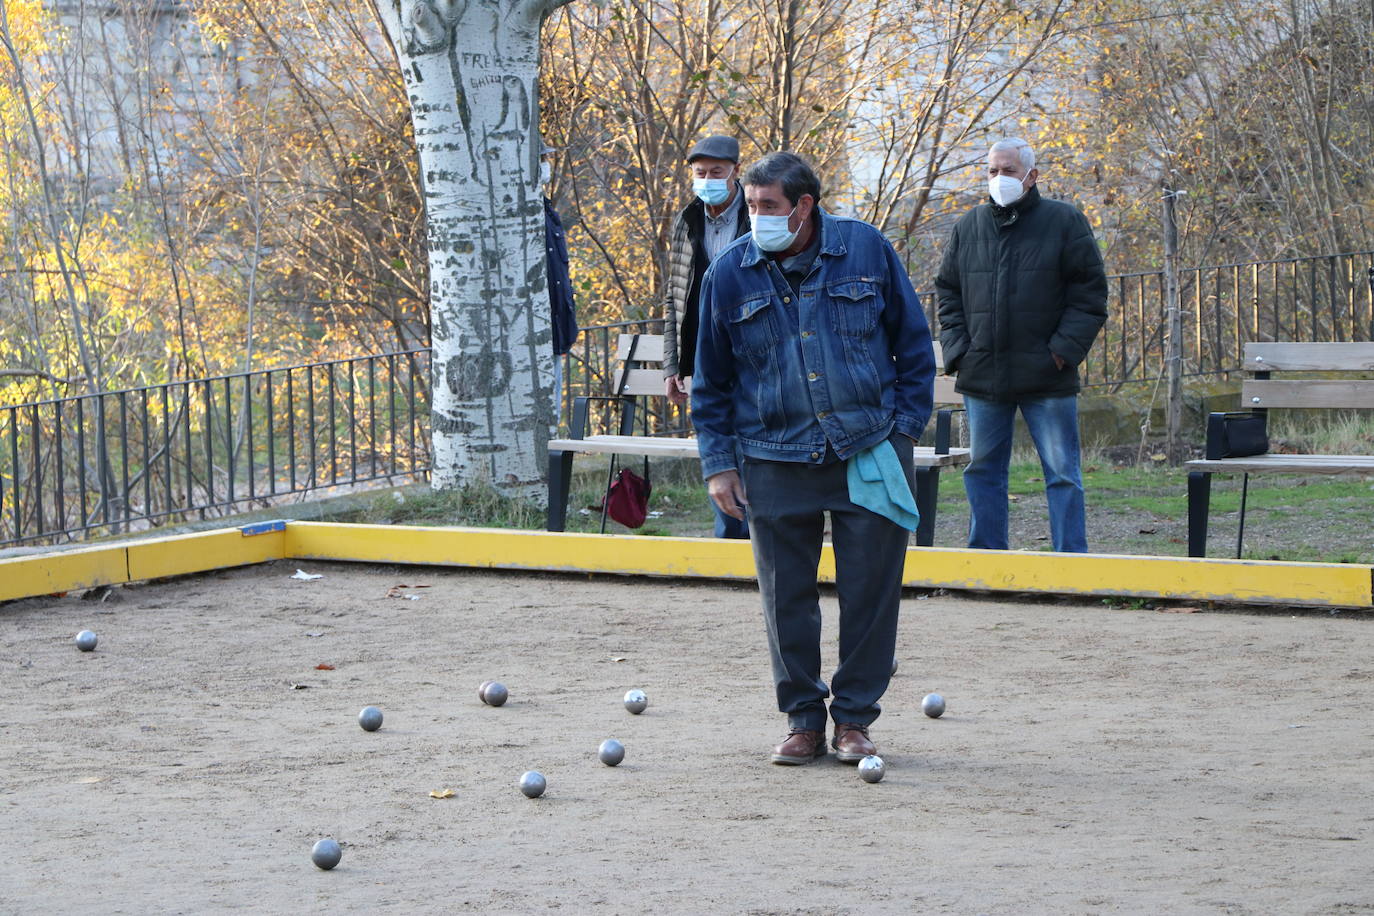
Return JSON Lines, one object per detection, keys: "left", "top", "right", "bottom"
{"left": 605, "top": 466, "right": 652, "bottom": 529}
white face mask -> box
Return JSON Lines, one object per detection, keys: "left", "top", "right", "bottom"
{"left": 539, "top": 160, "right": 552, "bottom": 187}
{"left": 988, "top": 174, "right": 1025, "bottom": 207}
{"left": 752, "top": 206, "right": 799, "bottom": 252}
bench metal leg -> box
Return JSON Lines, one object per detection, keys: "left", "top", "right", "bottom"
{"left": 1235, "top": 472, "right": 1250, "bottom": 559}
{"left": 913, "top": 467, "right": 939, "bottom": 547}
{"left": 1187, "top": 470, "right": 1212, "bottom": 557}
{"left": 547, "top": 448, "right": 574, "bottom": 532}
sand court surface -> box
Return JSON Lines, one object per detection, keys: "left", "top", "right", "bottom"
{"left": 3, "top": 559, "right": 1373, "bottom": 914}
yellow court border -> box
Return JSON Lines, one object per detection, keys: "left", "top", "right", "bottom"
{"left": 1, "top": 521, "right": 1370, "bottom": 608}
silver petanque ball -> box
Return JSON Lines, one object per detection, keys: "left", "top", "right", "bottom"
{"left": 891, "top": 658, "right": 898, "bottom": 676}
{"left": 357, "top": 706, "right": 383, "bottom": 732}
{"left": 519, "top": 770, "right": 547, "bottom": 798}
{"left": 483, "top": 682, "right": 509, "bottom": 707}
{"left": 74, "top": 630, "right": 98, "bottom": 652}
{"left": 623, "top": 689, "right": 648, "bottom": 715}
{"left": 922, "top": 693, "right": 946, "bottom": 718}
{"left": 598, "top": 738, "right": 625, "bottom": 766}
{"left": 478, "top": 680, "right": 494, "bottom": 702}
{"left": 857, "top": 755, "right": 886, "bottom": 783}
{"left": 310, "top": 838, "right": 342, "bottom": 870}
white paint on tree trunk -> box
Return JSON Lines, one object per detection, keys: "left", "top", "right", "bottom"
{"left": 375, "top": 0, "right": 571, "bottom": 499}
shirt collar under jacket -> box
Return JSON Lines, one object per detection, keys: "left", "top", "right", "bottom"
{"left": 988, "top": 183, "right": 1042, "bottom": 228}
{"left": 778, "top": 215, "right": 823, "bottom": 295}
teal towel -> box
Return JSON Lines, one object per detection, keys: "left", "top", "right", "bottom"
{"left": 846, "top": 440, "right": 920, "bottom": 531}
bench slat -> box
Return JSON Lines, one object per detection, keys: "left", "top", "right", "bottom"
{"left": 615, "top": 333, "right": 667, "bottom": 363}
{"left": 612, "top": 334, "right": 963, "bottom": 403}
{"left": 549, "top": 435, "right": 971, "bottom": 467}
{"left": 612, "top": 367, "right": 667, "bottom": 397}
{"left": 1186, "top": 454, "right": 1374, "bottom": 474}
{"left": 1245, "top": 341, "right": 1374, "bottom": 371}
{"left": 1241, "top": 379, "right": 1374, "bottom": 409}
{"left": 549, "top": 436, "right": 702, "bottom": 459}
{"left": 933, "top": 375, "right": 962, "bottom": 405}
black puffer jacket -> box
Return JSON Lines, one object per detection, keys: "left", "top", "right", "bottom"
{"left": 935, "top": 186, "right": 1107, "bottom": 400}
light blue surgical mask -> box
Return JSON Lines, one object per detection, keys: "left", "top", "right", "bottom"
{"left": 752, "top": 206, "right": 799, "bottom": 252}
{"left": 693, "top": 177, "right": 732, "bottom": 206}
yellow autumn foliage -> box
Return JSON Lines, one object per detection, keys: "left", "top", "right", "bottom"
{"left": 0, "top": 0, "right": 1368, "bottom": 412}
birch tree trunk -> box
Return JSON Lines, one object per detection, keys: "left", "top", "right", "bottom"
{"left": 374, "top": 0, "right": 570, "bottom": 498}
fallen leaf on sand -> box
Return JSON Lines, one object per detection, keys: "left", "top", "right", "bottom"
{"left": 429, "top": 788, "right": 455, "bottom": 799}
{"left": 315, "top": 663, "right": 335, "bottom": 670}
{"left": 386, "top": 584, "right": 433, "bottom": 599}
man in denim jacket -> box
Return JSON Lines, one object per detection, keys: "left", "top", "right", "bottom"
{"left": 693, "top": 152, "right": 936, "bottom": 767}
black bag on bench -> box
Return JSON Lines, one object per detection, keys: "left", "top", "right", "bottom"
{"left": 1205, "top": 411, "right": 1269, "bottom": 460}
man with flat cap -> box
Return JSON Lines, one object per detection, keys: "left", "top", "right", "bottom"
{"left": 662, "top": 135, "right": 752, "bottom": 538}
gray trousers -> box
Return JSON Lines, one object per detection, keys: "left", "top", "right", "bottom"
{"left": 741, "top": 440, "right": 913, "bottom": 732}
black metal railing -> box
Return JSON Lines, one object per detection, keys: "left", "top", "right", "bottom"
{"left": 1, "top": 349, "right": 432, "bottom": 547}
{"left": 4, "top": 252, "right": 1370, "bottom": 547}
{"left": 1078, "top": 252, "right": 1374, "bottom": 389}
{"left": 567, "top": 252, "right": 1374, "bottom": 423}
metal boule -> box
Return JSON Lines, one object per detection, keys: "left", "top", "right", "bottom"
{"left": 598, "top": 739, "right": 625, "bottom": 766}
{"left": 519, "top": 770, "right": 546, "bottom": 798}
{"left": 857, "top": 755, "right": 886, "bottom": 783}
{"left": 311, "top": 838, "right": 342, "bottom": 870}
{"left": 483, "top": 682, "right": 509, "bottom": 707}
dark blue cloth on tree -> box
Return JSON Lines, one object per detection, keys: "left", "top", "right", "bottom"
{"left": 545, "top": 197, "right": 578, "bottom": 356}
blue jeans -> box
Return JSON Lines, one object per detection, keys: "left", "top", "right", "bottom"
{"left": 963, "top": 394, "right": 1087, "bottom": 553}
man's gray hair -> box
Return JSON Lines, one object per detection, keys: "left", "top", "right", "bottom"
{"left": 989, "top": 138, "right": 1035, "bottom": 172}
{"left": 741, "top": 152, "right": 822, "bottom": 205}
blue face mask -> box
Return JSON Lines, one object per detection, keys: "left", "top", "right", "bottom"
{"left": 752, "top": 206, "right": 799, "bottom": 252}
{"left": 693, "top": 177, "right": 732, "bottom": 206}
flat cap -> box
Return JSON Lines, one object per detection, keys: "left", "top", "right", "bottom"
{"left": 687, "top": 135, "right": 740, "bottom": 163}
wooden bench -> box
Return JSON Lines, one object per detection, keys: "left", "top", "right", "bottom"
{"left": 1185, "top": 341, "right": 1374, "bottom": 557}
{"left": 547, "top": 333, "right": 969, "bottom": 545}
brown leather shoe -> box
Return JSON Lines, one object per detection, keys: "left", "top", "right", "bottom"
{"left": 771, "top": 728, "right": 827, "bottom": 765}
{"left": 831, "top": 722, "right": 876, "bottom": 763}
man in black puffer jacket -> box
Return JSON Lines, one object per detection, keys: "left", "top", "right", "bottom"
{"left": 935, "top": 138, "right": 1107, "bottom": 552}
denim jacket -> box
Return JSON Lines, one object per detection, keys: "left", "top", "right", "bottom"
{"left": 692, "top": 208, "right": 936, "bottom": 479}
